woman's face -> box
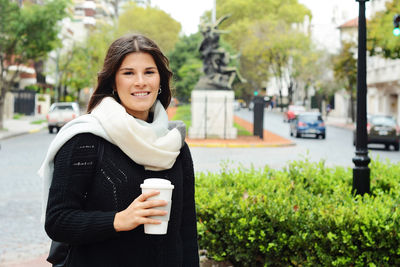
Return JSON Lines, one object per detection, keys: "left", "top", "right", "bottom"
{"left": 115, "top": 52, "right": 160, "bottom": 121}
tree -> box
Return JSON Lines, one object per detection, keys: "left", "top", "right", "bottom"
{"left": 290, "top": 45, "right": 336, "bottom": 109}
{"left": 368, "top": 0, "right": 400, "bottom": 59}
{"left": 216, "top": 0, "right": 311, "bottom": 50}
{"left": 61, "top": 45, "right": 93, "bottom": 103}
{"left": 242, "top": 19, "right": 311, "bottom": 110}
{"left": 333, "top": 42, "right": 357, "bottom": 122}
{"left": 0, "top": 0, "right": 68, "bottom": 129}
{"left": 117, "top": 3, "right": 181, "bottom": 53}
{"left": 208, "top": 0, "right": 312, "bottom": 105}
{"left": 52, "top": 4, "right": 182, "bottom": 107}
{"left": 167, "top": 33, "right": 203, "bottom": 102}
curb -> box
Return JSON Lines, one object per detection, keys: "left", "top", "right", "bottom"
{"left": 0, "top": 126, "right": 46, "bottom": 141}
{"left": 187, "top": 142, "right": 296, "bottom": 148}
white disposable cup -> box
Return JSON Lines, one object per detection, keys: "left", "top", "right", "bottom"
{"left": 140, "top": 178, "right": 174, "bottom": 235}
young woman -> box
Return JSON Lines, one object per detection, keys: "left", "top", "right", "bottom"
{"left": 39, "top": 34, "right": 199, "bottom": 266}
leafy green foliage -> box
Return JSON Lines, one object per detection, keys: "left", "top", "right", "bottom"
{"left": 196, "top": 159, "right": 400, "bottom": 266}
{"left": 63, "top": 44, "right": 93, "bottom": 102}
{"left": 368, "top": 0, "right": 400, "bottom": 59}
{"left": 210, "top": 0, "right": 314, "bottom": 102}
{"left": 117, "top": 3, "right": 181, "bottom": 53}
{"left": 242, "top": 20, "right": 312, "bottom": 104}
{"left": 17, "top": 0, "right": 69, "bottom": 60}
{"left": 171, "top": 104, "right": 191, "bottom": 128}
{"left": 0, "top": 0, "right": 69, "bottom": 128}
{"left": 333, "top": 42, "right": 357, "bottom": 122}
{"left": 0, "top": 0, "right": 69, "bottom": 65}
{"left": 168, "top": 33, "right": 202, "bottom": 102}
{"left": 217, "top": 0, "right": 311, "bottom": 50}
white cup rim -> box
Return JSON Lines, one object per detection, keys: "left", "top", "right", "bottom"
{"left": 140, "top": 178, "right": 174, "bottom": 189}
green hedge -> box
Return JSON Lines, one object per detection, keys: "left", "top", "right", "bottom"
{"left": 195, "top": 159, "right": 400, "bottom": 266}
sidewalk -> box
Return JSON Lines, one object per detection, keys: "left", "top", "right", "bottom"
{"left": 0, "top": 115, "right": 47, "bottom": 140}
{"left": 324, "top": 115, "right": 355, "bottom": 131}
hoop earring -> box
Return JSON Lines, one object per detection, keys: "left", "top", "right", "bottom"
{"left": 158, "top": 87, "right": 162, "bottom": 95}
{"left": 112, "top": 90, "right": 116, "bottom": 97}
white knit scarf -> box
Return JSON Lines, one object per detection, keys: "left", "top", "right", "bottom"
{"left": 38, "top": 97, "right": 182, "bottom": 221}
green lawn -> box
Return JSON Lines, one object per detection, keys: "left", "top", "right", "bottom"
{"left": 171, "top": 104, "right": 192, "bottom": 128}
{"left": 172, "top": 104, "right": 251, "bottom": 136}
{"left": 31, "top": 119, "right": 47, "bottom": 125}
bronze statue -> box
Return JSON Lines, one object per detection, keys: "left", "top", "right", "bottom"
{"left": 195, "top": 15, "right": 246, "bottom": 90}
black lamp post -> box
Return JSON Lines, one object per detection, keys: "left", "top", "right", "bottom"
{"left": 352, "top": 0, "right": 370, "bottom": 195}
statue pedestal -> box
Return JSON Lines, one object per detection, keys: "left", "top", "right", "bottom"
{"left": 189, "top": 90, "right": 237, "bottom": 139}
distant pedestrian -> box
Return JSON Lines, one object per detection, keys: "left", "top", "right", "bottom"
{"left": 38, "top": 34, "right": 199, "bottom": 266}
{"left": 326, "top": 103, "right": 332, "bottom": 116}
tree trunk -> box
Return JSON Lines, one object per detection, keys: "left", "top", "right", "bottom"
{"left": 304, "top": 83, "right": 309, "bottom": 107}
{"left": 288, "top": 81, "right": 293, "bottom": 105}
{"left": 76, "top": 88, "right": 81, "bottom": 103}
{"left": 57, "top": 85, "right": 62, "bottom": 102}
{"left": 63, "top": 84, "right": 67, "bottom": 100}
{"left": 34, "top": 60, "right": 46, "bottom": 84}
{"left": 350, "top": 89, "right": 356, "bottom": 123}
{"left": 0, "top": 78, "right": 16, "bottom": 130}
{"left": 0, "top": 96, "right": 4, "bottom": 130}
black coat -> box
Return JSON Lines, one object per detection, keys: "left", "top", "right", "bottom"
{"left": 45, "top": 133, "right": 199, "bottom": 267}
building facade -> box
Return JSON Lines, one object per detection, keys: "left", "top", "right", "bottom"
{"left": 367, "top": 0, "right": 400, "bottom": 120}
{"left": 334, "top": 0, "right": 400, "bottom": 121}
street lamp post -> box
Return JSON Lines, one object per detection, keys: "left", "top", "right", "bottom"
{"left": 352, "top": 0, "right": 370, "bottom": 195}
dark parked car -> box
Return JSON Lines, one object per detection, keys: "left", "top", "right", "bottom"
{"left": 290, "top": 112, "right": 326, "bottom": 139}
{"left": 353, "top": 114, "right": 400, "bottom": 151}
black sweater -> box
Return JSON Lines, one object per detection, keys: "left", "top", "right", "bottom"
{"left": 45, "top": 133, "right": 199, "bottom": 267}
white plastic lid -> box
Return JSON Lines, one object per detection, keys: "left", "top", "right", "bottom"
{"left": 140, "top": 178, "right": 174, "bottom": 189}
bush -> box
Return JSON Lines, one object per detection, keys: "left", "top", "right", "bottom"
{"left": 195, "top": 159, "right": 400, "bottom": 266}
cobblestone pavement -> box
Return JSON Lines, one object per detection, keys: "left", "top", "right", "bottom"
{"left": 0, "top": 131, "right": 53, "bottom": 266}
{"left": 0, "top": 199, "right": 51, "bottom": 265}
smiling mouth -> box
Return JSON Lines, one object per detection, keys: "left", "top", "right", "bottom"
{"left": 131, "top": 92, "right": 150, "bottom": 96}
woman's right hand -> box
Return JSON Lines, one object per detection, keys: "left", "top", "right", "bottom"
{"left": 113, "top": 190, "right": 168, "bottom": 232}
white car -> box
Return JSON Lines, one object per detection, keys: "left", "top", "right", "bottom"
{"left": 46, "top": 102, "right": 80, "bottom": 133}
{"left": 233, "top": 100, "right": 241, "bottom": 111}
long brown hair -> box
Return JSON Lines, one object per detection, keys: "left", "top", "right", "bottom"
{"left": 87, "top": 34, "right": 173, "bottom": 113}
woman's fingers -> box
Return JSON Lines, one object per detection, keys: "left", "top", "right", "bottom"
{"left": 137, "top": 217, "right": 163, "bottom": 225}
{"left": 114, "top": 191, "right": 169, "bottom": 231}
{"left": 139, "top": 199, "right": 168, "bottom": 209}
{"left": 136, "top": 190, "right": 160, "bottom": 201}
{"left": 140, "top": 208, "right": 168, "bottom": 217}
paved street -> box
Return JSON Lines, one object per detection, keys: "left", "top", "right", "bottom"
{"left": 233, "top": 109, "right": 400, "bottom": 167}
{"left": 0, "top": 132, "right": 52, "bottom": 266}
{"left": 1, "top": 110, "right": 400, "bottom": 265}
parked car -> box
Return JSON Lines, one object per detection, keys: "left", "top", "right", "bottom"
{"left": 248, "top": 101, "right": 254, "bottom": 111}
{"left": 46, "top": 102, "right": 80, "bottom": 133}
{"left": 353, "top": 114, "right": 400, "bottom": 151}
{"left": 284, "top": 105, "right": 306, "bottom": 122}
{"left": 290, "top": 112, "right": 326, "bottom": 139}
{"left": 233, "top": 100, "right": 241, "bottom": 111}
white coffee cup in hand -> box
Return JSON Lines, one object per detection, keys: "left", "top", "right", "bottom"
{"left": 140, "top": 178, "right": 174, "bottom": 234}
